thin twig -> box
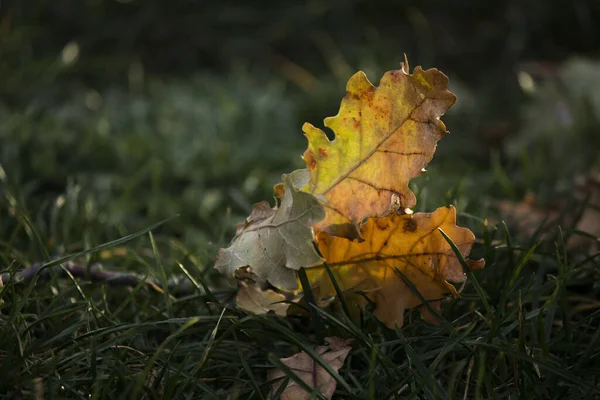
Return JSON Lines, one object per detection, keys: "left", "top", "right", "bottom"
{"left": 0, "top": 260, "right": 234, "bottom": 301}
{"left": 2, "top": 261, "right": 157, "bottom": 287}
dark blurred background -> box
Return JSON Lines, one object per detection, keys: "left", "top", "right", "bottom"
{"left": 1, "top": 0, "right": 600, "bottom": 257}
{"left": 3, "top": 1, "right": 600, "bottom": 97}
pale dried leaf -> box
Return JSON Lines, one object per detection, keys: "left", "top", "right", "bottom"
{"left": 215, "top": 174, "right": 325, "bottom": 289}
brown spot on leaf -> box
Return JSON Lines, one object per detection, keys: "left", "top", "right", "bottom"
{"left": 376, "top": 219, "right": 389, "bottom": 230}
{"left": 305, "top": 150, "right": 317, "bottom": 170}
{"left": 318, "top": 148, "right": 328, "bottom": 158}
{"left": 403, "top": 218, "right": 417, "bottom": 233}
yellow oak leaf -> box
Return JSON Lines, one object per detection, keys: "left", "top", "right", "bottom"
{"left": 302, "top": 64, "right": 456, "bottom": 237}
{"left": 305, "top": 206, "right": 484, "bottom": 328}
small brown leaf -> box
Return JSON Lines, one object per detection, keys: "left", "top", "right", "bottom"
{"left": 268, "top": 337, "right": 353, "bottom": 400}
{"left": 495, "top": 192, "right": 560, "bottom": 239}
{"left": 236, "top": 282, "right": 291, "bottom": 316}
{"left": 570, "top": 171, "right": 600, "bottom": 252}
{"left": 496, "top": 170, "right": 600, "bottom": 253}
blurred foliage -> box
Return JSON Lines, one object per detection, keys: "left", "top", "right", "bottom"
{"left": 3, "top": 58, "right": 600, "bottom": 255}
{"left": 505, "top": 59, "right": 600, "bottom": 200}
{"left": 1, "top": 68, "right": 305, "bottom": 252}
{"left": 2, "top": 0, "right": 600, "bottom": 103}
{"left": 1, "top": 0, "right": 600, "bottom": 255}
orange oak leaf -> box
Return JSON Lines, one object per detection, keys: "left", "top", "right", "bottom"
{"left": 305, "top": 206, "right": 484, "bottom": 328}
{"left": 302, "top": 64, "right": 456, "bottom": 237}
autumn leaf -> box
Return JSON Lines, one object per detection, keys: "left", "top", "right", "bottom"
{"left": 302, "top": 64, "right": 456, "bottom": 237}
{"left": 215, "top": 174, "right": 325, "bottom": 290}
{"left": 571, "top": 171, "right": 600, "bottom": 252}
{"left": 495, "top": 192, "right": 560, "bottom": 239}
{"left": 273, "top": 169, "right": 310, "bottom": 201}
{"left": 268, "top": 337, "right": 352, "bottom": 400}
{"left": 497, "top": 169, "right": 600, "bottom": 253}
{"left": 305, "top": 206, "right": 484, "bottom": 328}
{"left": 235, "top": 282, "right": 292, "bottom": 316}
{"left": 216, "top": 59, "right": 484, "bottom": 329}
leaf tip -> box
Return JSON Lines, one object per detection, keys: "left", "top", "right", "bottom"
{"left": 468, "top": 258, "right": 485, "bottom": 270}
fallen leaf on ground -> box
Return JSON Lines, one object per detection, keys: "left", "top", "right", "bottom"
{"left": 495, "top": 192, "right": 560, "bottom": 238}
{"left": 569, "top": 171, "right": 600, "bottom": 252}
{"left": 496, "top": 169, "right": 600, "bottom": 253}
{"left": 215, "top": 174, "right": 325, "bottom": 289}
{"left": 268, "top": 337, "right": 353, "bottom": 400}
{"left": 306, "top": 206, "right": 484, "bottom": 328}
{"left": 302, "top": 64, "right": 456, "bottom": 237}
{"left": 216, "top": 59, "right": 484, "bottom": 328}
{"left": 235, "top": 282, "right": 292, "bottom": 316}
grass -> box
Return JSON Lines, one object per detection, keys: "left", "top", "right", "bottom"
{"left": 1, "top": 59, "right": 600, "bottom": 399}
